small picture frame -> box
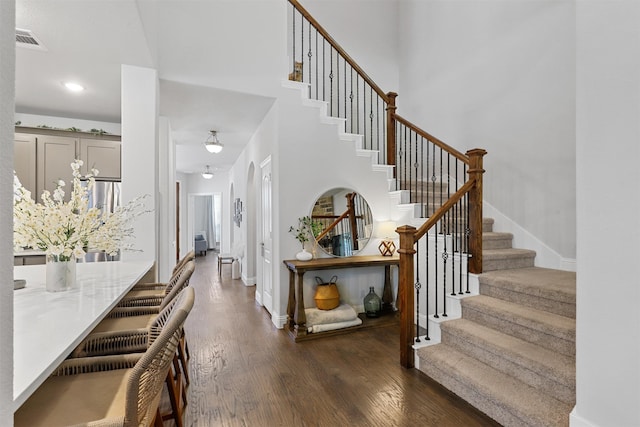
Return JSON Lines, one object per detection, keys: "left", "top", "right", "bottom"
{"left": 233, "top": 198, "right": 242, "bottom": 226}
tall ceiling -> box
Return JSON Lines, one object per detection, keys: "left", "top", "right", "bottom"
{"left": 14, "top": 0, "right": 287, "bottom": 174}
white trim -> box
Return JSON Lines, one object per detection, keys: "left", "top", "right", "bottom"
{"left": 569, "top": 407, "right": 597, "bottom": 427}
{"left": 271, "top": 312, "right": 287, "bottom": 329}
{"left": 242, "top": 274, "right": 257, "bottom": 286}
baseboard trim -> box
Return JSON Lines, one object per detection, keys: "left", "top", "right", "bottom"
{"left": 271, "top": 312, "right": 288, "bottom": 329}
{"left": 242, "top": 275, "right": 256, "bottom": 286}
{"left": 569, "top": 407, "right": 597, "bottom": 427}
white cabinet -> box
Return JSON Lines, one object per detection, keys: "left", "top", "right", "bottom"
{"left": 14, "top": 133, "right": 37, "bottom": 198}
{"left": 79, "top": 138, "right": 121, "bottom": 179}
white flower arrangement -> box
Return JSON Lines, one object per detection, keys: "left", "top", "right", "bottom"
{"left": 13, "top": 159, "right": 149, "bottom": 261}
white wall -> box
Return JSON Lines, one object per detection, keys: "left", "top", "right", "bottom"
{"left": 574, "top": 1, "right": 640, "bottom": 426}
{"left": 298, "top": 0, "right": 399, "bottom": 94}
{"left": 397, "top": 1, "right": 576, "bottom": 261}
{"left": 0, "top": 0, "right": 15, "bottom": 423}
{"left": 121, "top": 65, "right": 158, "bottom": 274}
{"left": 272, "top": 85, "right": 399, "bottom": 323}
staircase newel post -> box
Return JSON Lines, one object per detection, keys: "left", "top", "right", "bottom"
{"left": 397, "top": 224, "right": 416, "bottom": 368}
{"left": 386, "top": 92, "right": 398, "bottom": 175}
{"left": 466, "top": 148, "right": 488, "bottom": 274}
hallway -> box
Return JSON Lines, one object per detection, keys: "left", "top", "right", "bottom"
{"left": 182, "top": 254, "right": 500, "bottom": 426}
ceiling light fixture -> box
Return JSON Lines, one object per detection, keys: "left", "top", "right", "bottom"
{"left": 201, "top": 165, "right": 214, "bottom": 179}
{"left": 204, "top": 130, "right": 223, "bottom": 153}
{"left": 63, "top": 82, "right": 85, "bottom": 92}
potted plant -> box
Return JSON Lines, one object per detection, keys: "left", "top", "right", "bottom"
{"left": 289, "top": 216, "right": 319, "bottom": 261}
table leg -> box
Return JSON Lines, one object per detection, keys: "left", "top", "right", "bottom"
{"left": 286, "top": 270, "right": 295, "bottom": 327}
{"left": 292, "top": 271, "right": 307, "bottom": 338}
{"left": 382, "top": 265, "right": 394, "bottom": 313}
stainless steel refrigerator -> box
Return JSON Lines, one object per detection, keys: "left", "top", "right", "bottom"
{"left": 80, "top": 180, "right": 122, "bottom": 262}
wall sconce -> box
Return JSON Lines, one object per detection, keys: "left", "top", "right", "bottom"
{"left": 376, "top": 221, "right": 397, "bottom": 256}
{"left": 204, "top": 130, "right": 223, "bottom": 153}
{"left": 201, "top": 165, "right": 214, "bottom": 179}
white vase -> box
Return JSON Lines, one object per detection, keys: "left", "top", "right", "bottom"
{"left": 296, "top": 248, "right": 313, "bottom": 261}
{"left": 46, "top": 254, "right": 76, "bottom": 292}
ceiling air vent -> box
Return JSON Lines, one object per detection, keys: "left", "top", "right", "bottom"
{"left": 16, "top": 28, "right": 47, "bottom": 51}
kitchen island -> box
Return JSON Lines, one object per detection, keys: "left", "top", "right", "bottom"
{"left": 12, "top": 260, "right": 154, "bottom": 411}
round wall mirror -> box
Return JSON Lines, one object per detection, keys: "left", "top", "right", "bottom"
{"left": 311, "top": 188, "right": 373, "bottom": 257}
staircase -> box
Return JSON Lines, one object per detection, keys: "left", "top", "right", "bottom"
{"left": 415, "top": 221, "right": 576, "bottom": 427}
{"left": 284, "top": 2, "right": 575, "bottom": 425}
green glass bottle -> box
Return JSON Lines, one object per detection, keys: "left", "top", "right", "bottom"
{"left": 363, "top": 286, "right": 382, "bottom": 318}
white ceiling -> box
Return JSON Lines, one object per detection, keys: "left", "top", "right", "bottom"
{"left": 14, "top": 0, "right": 285, "bottom": 174}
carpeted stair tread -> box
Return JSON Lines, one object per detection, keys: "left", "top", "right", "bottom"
{"left": 479, "top": 267, "right": 576, "bottom": 317}
{"left": 483, "top": 248, "right": 536, "bottom": 271}
{"left": 417, "top": 344, "right": 571, "bottom": 427}
{"left": 441, "top": 318, "right": 575, "bottom": 403}
{"left": 483, "top": 248, "right": 537, "bottom": 259}
{"left": 462, "top": 295, "right": 575, "bottom": 356}
{"left": 483, "top": 232, "right": 513, "bottom": 249}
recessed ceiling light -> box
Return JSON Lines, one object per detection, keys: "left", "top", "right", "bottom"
{"left": 63, "top": 82, "right": 85, "bottom": 92}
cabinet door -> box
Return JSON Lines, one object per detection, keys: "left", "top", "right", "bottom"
{"left": 14, "top": 133, "right": 37, "bottom": 199}
{"left": 36, "top": 135, "right": 78, "bottom": 202}
{"left": 79, "top": 138, "right": 121, "bottom": 179}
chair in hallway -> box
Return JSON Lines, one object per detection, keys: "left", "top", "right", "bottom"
{"left": 194, "top": 232, "right": 208, "bottom": 256}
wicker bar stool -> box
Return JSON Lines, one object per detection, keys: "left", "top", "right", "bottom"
{"left": 121, "top": 250, "right": 195, "bottom": 303}
{"left": 70, "top": 262, "right": 194, "bottom": 426}
{"left": 15, "top": 286, "right": 194, "bottom": 427}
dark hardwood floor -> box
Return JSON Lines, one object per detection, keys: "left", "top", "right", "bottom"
{"left": 179, "top": 253, "right": 501, "bottom": 427}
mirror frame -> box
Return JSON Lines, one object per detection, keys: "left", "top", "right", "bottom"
{"left": 310, "top": 188, "right": 373, "bottom": 257}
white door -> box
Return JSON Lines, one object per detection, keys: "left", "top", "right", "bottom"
{"left": 260, "top": 157, "right": 273, "bottom": 313}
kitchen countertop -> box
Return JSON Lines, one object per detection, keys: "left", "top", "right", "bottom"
{"left": 12, "top": 260, "right": 154, "bottom": 411}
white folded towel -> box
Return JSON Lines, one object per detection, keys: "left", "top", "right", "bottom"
{"left": 308, "top": 317, "right": 363, "bottom": 333}
{"left": 305, "top": 303, "right": 358, "bottom": 326}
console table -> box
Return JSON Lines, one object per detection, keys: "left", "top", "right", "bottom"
{"left": 283, "top": 255, "right": 399, "bottom": 341}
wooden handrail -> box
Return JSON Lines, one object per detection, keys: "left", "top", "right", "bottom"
{"left": 288, "top": 0, "right": 390, "bottom": 103}
{"left": 394, "top": 114, "right": 469, "bottom": 164}
{"left": 314, "top": 209, "right": 351, "bottom": 242}
{"left": 413, "top": 179, "right": 475, "bottom": 242}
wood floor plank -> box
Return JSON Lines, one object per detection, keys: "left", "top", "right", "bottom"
{"left": 177, "top": 254, "right": 501, "bottom": 426}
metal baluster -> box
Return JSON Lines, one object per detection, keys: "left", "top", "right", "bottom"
{"left": 343, "top": 58, "right": 346, "bottom": 123}
{"left": 368, "top": 88, "right": 373, "bottom": 153}
{"left": 308, "top": 20, "right": 312, "bottom": 97}
{"left": 376, "top": 95, "right": 380, "bottom": 164}
{"left": 314, "top": 28, "right": 318, "bottom": 99}
{"left": 457, "top": 162, "right": 463, "bottom": 295}
{"left": 356, "top": 75, "right": 360, "bottom": 135}
{"left": 300, "top": 14, "right": 304, "bottom": 82}
{"left": 442, "top": 189, "right": 449, "bottom": 316}
{"left": 329, "top": 46, "right": 333, "bottom": 116}
{"left": 465, "top": 189, "right": 470, "bottom": 293}
{"left": 425, "top": 138, "right": 430, "bottom": 218}
{"left": 336, "top": 53, "right": 340, "bottom": 118}
{"left": 349, "top": 67, "right": 353, "bottom": 133}
{"left": 292, "top": 6, "right": 295, "bottom": 74}
{"left": 409, "top": 129, "right": 414, "bottom": 203}
{"left": 415, "top": 242, "right": 421, "bottom": 343}
{"left": 322, "top": 40, "right": 325, "bottom": 102}
{"left": 434, "top": 216, "right": 439, "bottom": 319}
